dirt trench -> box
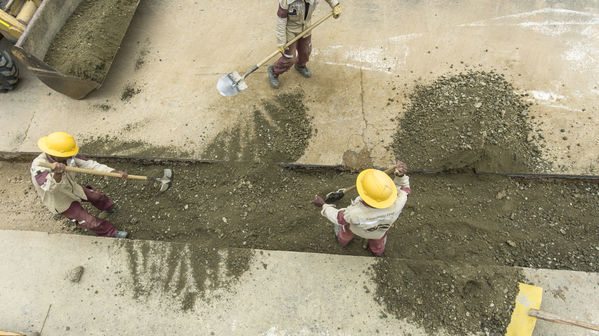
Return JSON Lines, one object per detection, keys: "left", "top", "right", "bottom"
{"left": 6, "top": 73, "right": 599, "bottom": 334}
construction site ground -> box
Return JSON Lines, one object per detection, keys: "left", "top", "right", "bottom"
{"left": 1, "top": 0, "right": 599, "bottom": 335}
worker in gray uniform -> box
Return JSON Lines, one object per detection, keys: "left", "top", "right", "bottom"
{"left": 268, "top": 0, "right": 342, "bottom": 88}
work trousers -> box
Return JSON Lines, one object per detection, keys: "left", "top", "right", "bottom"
{"left": 335, "top": 220, "right": 388, "bottom": 256}
{"left": 272, "top": 35, "right": 312, "bottom": 77}
{"left": 60, "top": 186, "right": 117, "bottom": 237}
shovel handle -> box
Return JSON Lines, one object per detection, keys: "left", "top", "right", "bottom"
{"left": 37, "top": 161, "right": 148, "bottom": 181}
{"left": 256, "top": 11, "right": 334, "bottom": 68}
{"left": 528, "top": 309, "right": 599, "bottom": 331}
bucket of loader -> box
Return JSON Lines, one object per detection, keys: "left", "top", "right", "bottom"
{"left": 10, "top": 0, "right": 140, "bottom": 99}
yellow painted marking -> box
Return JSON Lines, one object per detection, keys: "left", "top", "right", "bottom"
{"left": 505, "top": 283, "right": 543, "bottom": 336}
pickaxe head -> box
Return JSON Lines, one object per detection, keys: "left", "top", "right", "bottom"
{"left": 154, "top": 168, "right": 173, "bottom": 192}
{"left": 324, "top": 188, "right": 346, "bottom": 203}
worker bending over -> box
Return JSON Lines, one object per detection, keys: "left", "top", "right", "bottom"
{"left": 30, "top": 132, "right": 129, "bottom": 238}
{"left": 313, "top": 161, "right": 411, "bottom": 256}
{"left": 268, "top": 0, "right": 342, "bottom": 89}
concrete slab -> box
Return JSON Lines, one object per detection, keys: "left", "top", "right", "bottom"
{"left": 1, "top": 230, "right": 598, "bottom": 335}
{"left": 1, "top": 0, "right": 598, "bottom": 173}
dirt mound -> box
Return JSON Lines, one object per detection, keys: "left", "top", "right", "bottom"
{"left": 203, "top": 93, "right": 312, "bottom": 163}
{"left": 371, "top": 259, "right": 523, "bottom": 335}
{"left": 44, "top": 0, "right": 138, "bottom": 83}
{"left": 393, "top": 71, "right": 545, "bottom": 172}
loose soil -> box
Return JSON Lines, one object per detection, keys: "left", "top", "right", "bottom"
{"left": 4, "top": 77, "right": 598, "bottom": 333}
{"left": 373, "top": 260, "right": 524, "bottom": 335}
{"left": 118, "top": 239, "right": 252, "bottom": 311}
{"left": 120, "top": 83, "right": 141, "bottom": 101}
{"left": 393, "top": 70, "right": 547, "bottom": 173}
{"left": 44, "top": 0, "right": 138, "bottom": 83}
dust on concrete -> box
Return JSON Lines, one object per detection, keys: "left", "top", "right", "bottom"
{"left": 202, "top": 93, "right": 312, "bottom": 163}
{"left": 135, "top": 41, "right": 150, "bottom": 71}
{"left": 393, "top": 70, "right": 547, "bottom": 172}
{"left": 118, "top": 239, "right": 252, "bottom": 311}
{"left": 93, "top": 103, "right": 111, "bottom": 111}
{"left": 80, "top": 135, "right": 194, "bottom": 158}
{"left": 342, "top": 148, "right": 373, "bottom": 171}
{"left": 371, "top": 259, "right": 524, "bottom": 335}
{"left": 44, "top": 0, "right": 138, "bottom": 83}
{"left": 120, "top": 83, "right": 142, "bottom": 101}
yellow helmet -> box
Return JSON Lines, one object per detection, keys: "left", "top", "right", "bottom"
{"left": 356, "top": 168, "right": 397, "bottom": 208}
{"left": 37, "top": 132, "right": 79, "bottom": 157}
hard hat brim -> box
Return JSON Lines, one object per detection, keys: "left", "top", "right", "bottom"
{"left": 37, "top": 136, "right": 79, "bottom": 157}
{"left": 356, "top": 168, "right": 398, "bottom": 209}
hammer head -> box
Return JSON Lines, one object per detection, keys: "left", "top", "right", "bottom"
{"left": 157, "top": 168, "right": 173, "bottom": 192}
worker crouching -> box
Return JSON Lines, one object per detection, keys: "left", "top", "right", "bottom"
{"left": 30, "top": 132, "right": 129, "bottom": 238}
{"left": 313, "top": 161, "right": 411, "bottom": 256}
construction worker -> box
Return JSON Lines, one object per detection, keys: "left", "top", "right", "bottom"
{"left": 312, "top": 161, "right": 411, "bottom": 256}
{"left": 30, "top": 132, "right": 129, "bottom": 238}
{"left": 267, "top": 0, "right": 342, "bottom": 88}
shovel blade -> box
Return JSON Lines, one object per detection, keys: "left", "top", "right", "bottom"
{"left": 157, "top": 168, "right": 173, "bottom": 192}
{"left": 216, "top": 71, "right": 248, "bottom": 96}
{"left": 325, "top": 189, "right": 346, "bottom": 203}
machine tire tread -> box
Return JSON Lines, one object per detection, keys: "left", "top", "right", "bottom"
{"left": 0, "top": 50, "right": 19, "bottom": 91}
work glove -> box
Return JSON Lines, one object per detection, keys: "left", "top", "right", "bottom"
{"left": 333, "top": 4, "right": 342, "bottom": 19}
{"left": 312, "top": 195, "right": 325, "bottom": 208}
{"left": 394, "top": 161, "right": 408, "bottom": 176}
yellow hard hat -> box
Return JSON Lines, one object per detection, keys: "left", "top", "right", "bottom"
{"left": 356, "top": 169, "right": 397, "bottom": 208}
{"left": 37, "top": 132, "right": 79, "bottom": 157}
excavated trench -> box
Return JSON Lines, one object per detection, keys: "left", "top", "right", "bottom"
{"left": 9, "top": 73, "right": 598, "bottom": 334}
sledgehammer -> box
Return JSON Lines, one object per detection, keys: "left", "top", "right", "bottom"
{"left": 324, "top": 166, "right": 397, "bottom": 203}
{"left": 37, "top": 162, "right": 173, "bottom": 192}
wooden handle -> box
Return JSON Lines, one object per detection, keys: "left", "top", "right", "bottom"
{"left": 37, "top": 161, "right": 147, "bottom": 181}
{"left": 256, "top": 12, "right": 334, "bottom": 68}
{"left": 529, "top": 309, "right": 599, "bottom": 331}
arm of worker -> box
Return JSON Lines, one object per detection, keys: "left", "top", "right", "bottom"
{"left": 31, "top": 163, "right": 67, "bottom": 192}
{"left": 312, "top": 195, "right": 348, "bottom": 225}
{"left": 275, "top": 2, "right": 288, "bottom": 54}
{"left": 74, "top": 154, "right": 128, "bottom": 178}
{"left": 394, "top": 161, "right": 411, "bottom": 195}
{"left": 325, "top": 0, "right": 341, "bottom": 18}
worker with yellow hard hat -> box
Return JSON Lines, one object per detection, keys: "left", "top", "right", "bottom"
{"left": 30, "top": 132, "right": 129, "bottom": 238}
{"left": 312, "top": 161, "right": 411, "bottom": 256}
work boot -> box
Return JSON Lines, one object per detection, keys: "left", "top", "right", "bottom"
{"left": 98, "top": 205, "right": 120, "bottom": 220}
{"left": 267, "top": 65, "right": 279, "bottom": 89}
{"left": 114, "top": 231, "right": 129, "bottom": 239}
{"left": 294, "top": 64, "right": 312, "bottom": 78}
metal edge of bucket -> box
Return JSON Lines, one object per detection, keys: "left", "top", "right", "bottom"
{"left": 11, "top": 0, "right": 99, "bottom": 99}
{"left": 11, "top": 46, "right": 100, "bottom": 99}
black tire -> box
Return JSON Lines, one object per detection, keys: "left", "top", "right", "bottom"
{"left": 0, "top": 50, "right": 19, "bottom": 92}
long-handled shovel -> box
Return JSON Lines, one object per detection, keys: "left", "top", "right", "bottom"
{"left": 506, "top": 283, "right": 599, "bottom": 335}
{"left": 325, "top": 166, "right": 397, "bottom": 203}
{"left": 37, "top": 162, "right": 173, "bottom": 192}
{"left": 217, "top": 11, "right": 334, "bottom": 97}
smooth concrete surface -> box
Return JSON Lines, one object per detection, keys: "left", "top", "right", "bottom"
{"left": 0, "top": 1, "right": 598, "bottom": 173}
{"left": 1, "top": 230, "right": 598, "bottom": 335}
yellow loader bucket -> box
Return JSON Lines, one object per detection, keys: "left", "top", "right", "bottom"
{"left": 11, "top": 0, "right": 140, "bottom": 99}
